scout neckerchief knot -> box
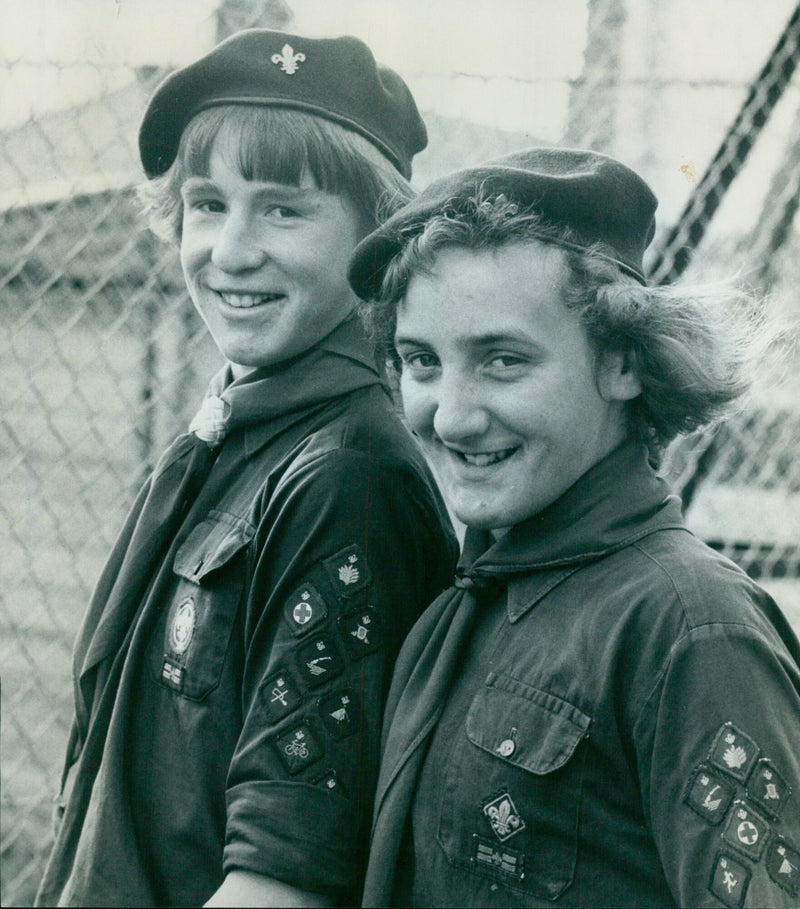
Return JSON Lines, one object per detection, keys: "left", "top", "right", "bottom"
{"left": 187, "top": 315, "right": 382, "bottom": 447}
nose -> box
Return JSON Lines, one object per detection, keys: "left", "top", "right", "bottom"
{"left": 211, "top": 212, "right": 267, "bottom": 273}
{"left": 432, "top": 372, "right": 491, "bottom": 443}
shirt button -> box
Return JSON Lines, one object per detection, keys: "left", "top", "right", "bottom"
{"left": 497, "top": 738, "right": 515, "bottom": 757}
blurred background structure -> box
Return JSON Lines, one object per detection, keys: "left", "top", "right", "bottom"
{"left": 2, "top": 0, "right": 799, "bottom": 903}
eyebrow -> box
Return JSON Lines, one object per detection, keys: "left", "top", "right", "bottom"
{"left": 180, "top": 178, "right": 319, "bottom": 203}
{"left": 394, "top": 329, "right": 539, "bottom": 348}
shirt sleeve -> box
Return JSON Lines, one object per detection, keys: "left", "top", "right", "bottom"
{"left": 636, "top": 618, "right": 800, "bottom": 909}
{"left": 222, "top": 448, "right": 457, "bottom": 900}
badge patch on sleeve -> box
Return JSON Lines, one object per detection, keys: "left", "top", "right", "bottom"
{"left": 709, "top": 853, "right": 751, "bottom": 909}
{"left": 259, "top": 671, "right": 302, "bottom": 723}
{"left": 684, "top": 765, "right": 735, "bottom": 824}
{"left": 283, "top": 582, "right": 328, "bottom": 636}
{"left": 747, "top": 758, "right": 792, "bottom": 819}
{"left": 318, "top": 689, "right": 358, "bottom": 740}
{"left": 765, "top": 837, "right": 800, "bottom": 896}
{"left": 471, "top": 834, "right": 525, "bottom": 882}
{"left": 709, "top": 723, "right": 759, "bottom": 782}
{"left": 274, "top": 722, "right": 323, "bottom": 775}
{"left": 322, "top": 545, "right": 370, "bottom": 597}
{"left": 339, "top": 606, "right": 383, "bottom": 660}
{"left": 722, "top": 800, "right": 770, "bottom": 860}
{"left": 313, "top": 768, "right": 347, "bottom": 798}
{"left": 297, "top": 634, "right": 345, "bottom": 687}
{"left": 482, "top": 790, "right": 527, "bottom": 842}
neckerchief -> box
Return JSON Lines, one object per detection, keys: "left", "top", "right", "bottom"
{"left": 363, "top": 441, "right": 683, "bottom": 906}
{"left": 72, "top": 316, "right": 383, "bottom": 739}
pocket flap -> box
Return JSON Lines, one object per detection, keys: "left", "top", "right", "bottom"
{"left": 466, "top": 672, "right": 590, "bottom": 775}
{"left": 173, "top": 510, "right": 255, "bottom": 583}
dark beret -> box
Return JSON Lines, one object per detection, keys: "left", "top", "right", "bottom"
{"left": 348, "top": 146, "right": 658, "bottom": 298}
{"left": 138, "top": 28, "right": 427, "bottom": 179}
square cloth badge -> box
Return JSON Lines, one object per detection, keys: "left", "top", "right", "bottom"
{"left": 709, "top": 854, "right": 751, "bottom": 909}
{"left": 339, "top": 606, "right": 383, "bottom": 660}
{"left": 274, "top": 722, "right": 323, "bottom": 775}
{"left": 722, "top": 800, "right": 770, "bottom": 861}
{"left": 766, "top": 837, "right": 800, "bottom": 896}
{"left": 322, "top": 544, "right": 370, "bottom": 597}
{"left": 297, "top": 634, "right": 344, "bottom": 687}
{"left": 709, "top": 722, "right": 759, "bottom": 782}
{"left": 482, "top": 790, "right": 527, "bottom": 842}
{"left": 747, "top": 758, "right": 792, "bottom": 819}
{"left": 283, "top": 582, "right": 328, "bottom": 636}
{"left": 259, "top": 671, "right": 302, "bottom": 723}
{"left": 684, "top": 765, "right": 735, "bottom": 824}
{"left": 318, "top": 689, "right": 358, "bottom": 740}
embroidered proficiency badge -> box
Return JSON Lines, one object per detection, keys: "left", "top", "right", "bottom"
{"left": 683, "top": 765, "right": 735, "bottom": 824}
{"left": 313, "top": 768, "right": 347, "bottom": 798}
{"left": 709, "top": 722, "right": 760, "bottom": 782}
{"left": 297, "top": 634, "right": 345, "bottom": 687}
{"left": 318, "top": 688, "right": 358, "bottom": 740}
{"left": 168, "top": 596, "right": 196, "bottom": 655}
{"left": 722, "top": 800, "right": 770, "bottom": 861}
{"left": 709, "top": 853, "right": 751, "bottom": 909}
{"left": 765, "top": 837, "right": 800, "bottom": 896}
{"left": 747, "top": 757, "right": 792, "bottom": 819}
{"left": 339, "top": 606, "right": 383, "bottom": 660}
{"left": 283, "top": 582, "right": 328, "bottom": 636}
{"left": 259, "top": 671, "right": 302, "bottom": 723}
{"left": 482, "top": 790, "right": 527, "bottom": 842}
{"left": 471, "top": 834, "right": 525, "bottom": 882}
{"left": 274, "top": 722, "right": 323, "bottom": 775}
{"left": 271, "top": 43, "right": 306, "bottom": 74}
{"left": 322, "top": 545, "right": 370, "bottom": 597}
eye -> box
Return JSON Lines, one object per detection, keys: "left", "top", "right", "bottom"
{"left": 196, "top": 199, "right": 225, "bottom": 213}
{"left": 399, "top": 350, "right": 440, "bottom": 375}
{"left": 489, "top": 353, "right": 524, "bottom": 367}
{"left": 266, "top": 205, "right": 301, "bottom": 220}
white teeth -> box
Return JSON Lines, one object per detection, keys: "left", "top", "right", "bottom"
{"left": 460, "top": 449, "right": 514, "bottom": 466}
{"left": 219, "top": 292, "right": 281, "bottom": 308}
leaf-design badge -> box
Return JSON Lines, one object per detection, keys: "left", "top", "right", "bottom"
{"left": 723, "top": 745, "right": 749, "bottom": 770}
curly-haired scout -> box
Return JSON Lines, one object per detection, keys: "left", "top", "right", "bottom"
{"left": 349, "top": 147, "right": 800, "bottom": 908}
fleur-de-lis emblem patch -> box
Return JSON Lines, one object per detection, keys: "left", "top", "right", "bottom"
{"left": 271, "top": 43, "right": 306, "bottom": 74}
{"left": 482, "top": 791, "right": 526, "bottom": 842}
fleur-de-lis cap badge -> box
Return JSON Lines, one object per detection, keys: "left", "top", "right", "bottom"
{"left": 272, "top": 43, "right": 306, "bottom": 75}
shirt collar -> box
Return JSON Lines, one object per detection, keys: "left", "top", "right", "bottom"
{"left": 458, "top": 441, "right": 686, "bottom": 623}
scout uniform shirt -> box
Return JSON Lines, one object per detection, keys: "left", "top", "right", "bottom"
{"left": 365, "top": 440, "right": 800, "bottom": 908}
{"left": 35, "top": 318, "right": 457, "bottom": 907}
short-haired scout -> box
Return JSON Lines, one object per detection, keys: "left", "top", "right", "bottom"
{"left": 349, "top": 147, "right": 800, "bottom": 908}
{"left": 35, "top": 29, "right": 456, "bottom": 908}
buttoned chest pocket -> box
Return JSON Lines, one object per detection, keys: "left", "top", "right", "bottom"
{"left": 148, "top": 510, "right": 255, "bottom": 700}
{"left": 438, "top": 672, "right": 590, "bottom": 902}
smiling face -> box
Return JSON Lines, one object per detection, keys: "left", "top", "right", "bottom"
{"left": 395, "top": 242, "right": 639, "bottom": 532}
{"left": 179, "top": 138, "right": 363, "bottom": 375}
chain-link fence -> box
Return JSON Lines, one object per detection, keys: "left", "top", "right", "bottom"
{"left": 2, "top": 1, "right": 800, "bottom": 904}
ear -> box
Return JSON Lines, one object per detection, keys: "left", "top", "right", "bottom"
{"left": 596, "top": 349, "right": 642, "bottom": 402}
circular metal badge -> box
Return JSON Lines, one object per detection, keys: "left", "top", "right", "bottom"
{"left": 169, "top": 597, "right": 196, "bottom": 654}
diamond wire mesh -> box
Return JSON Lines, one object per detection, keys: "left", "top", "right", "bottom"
{"left": 2, "top": 1, "right": 800, "bottom": 906}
